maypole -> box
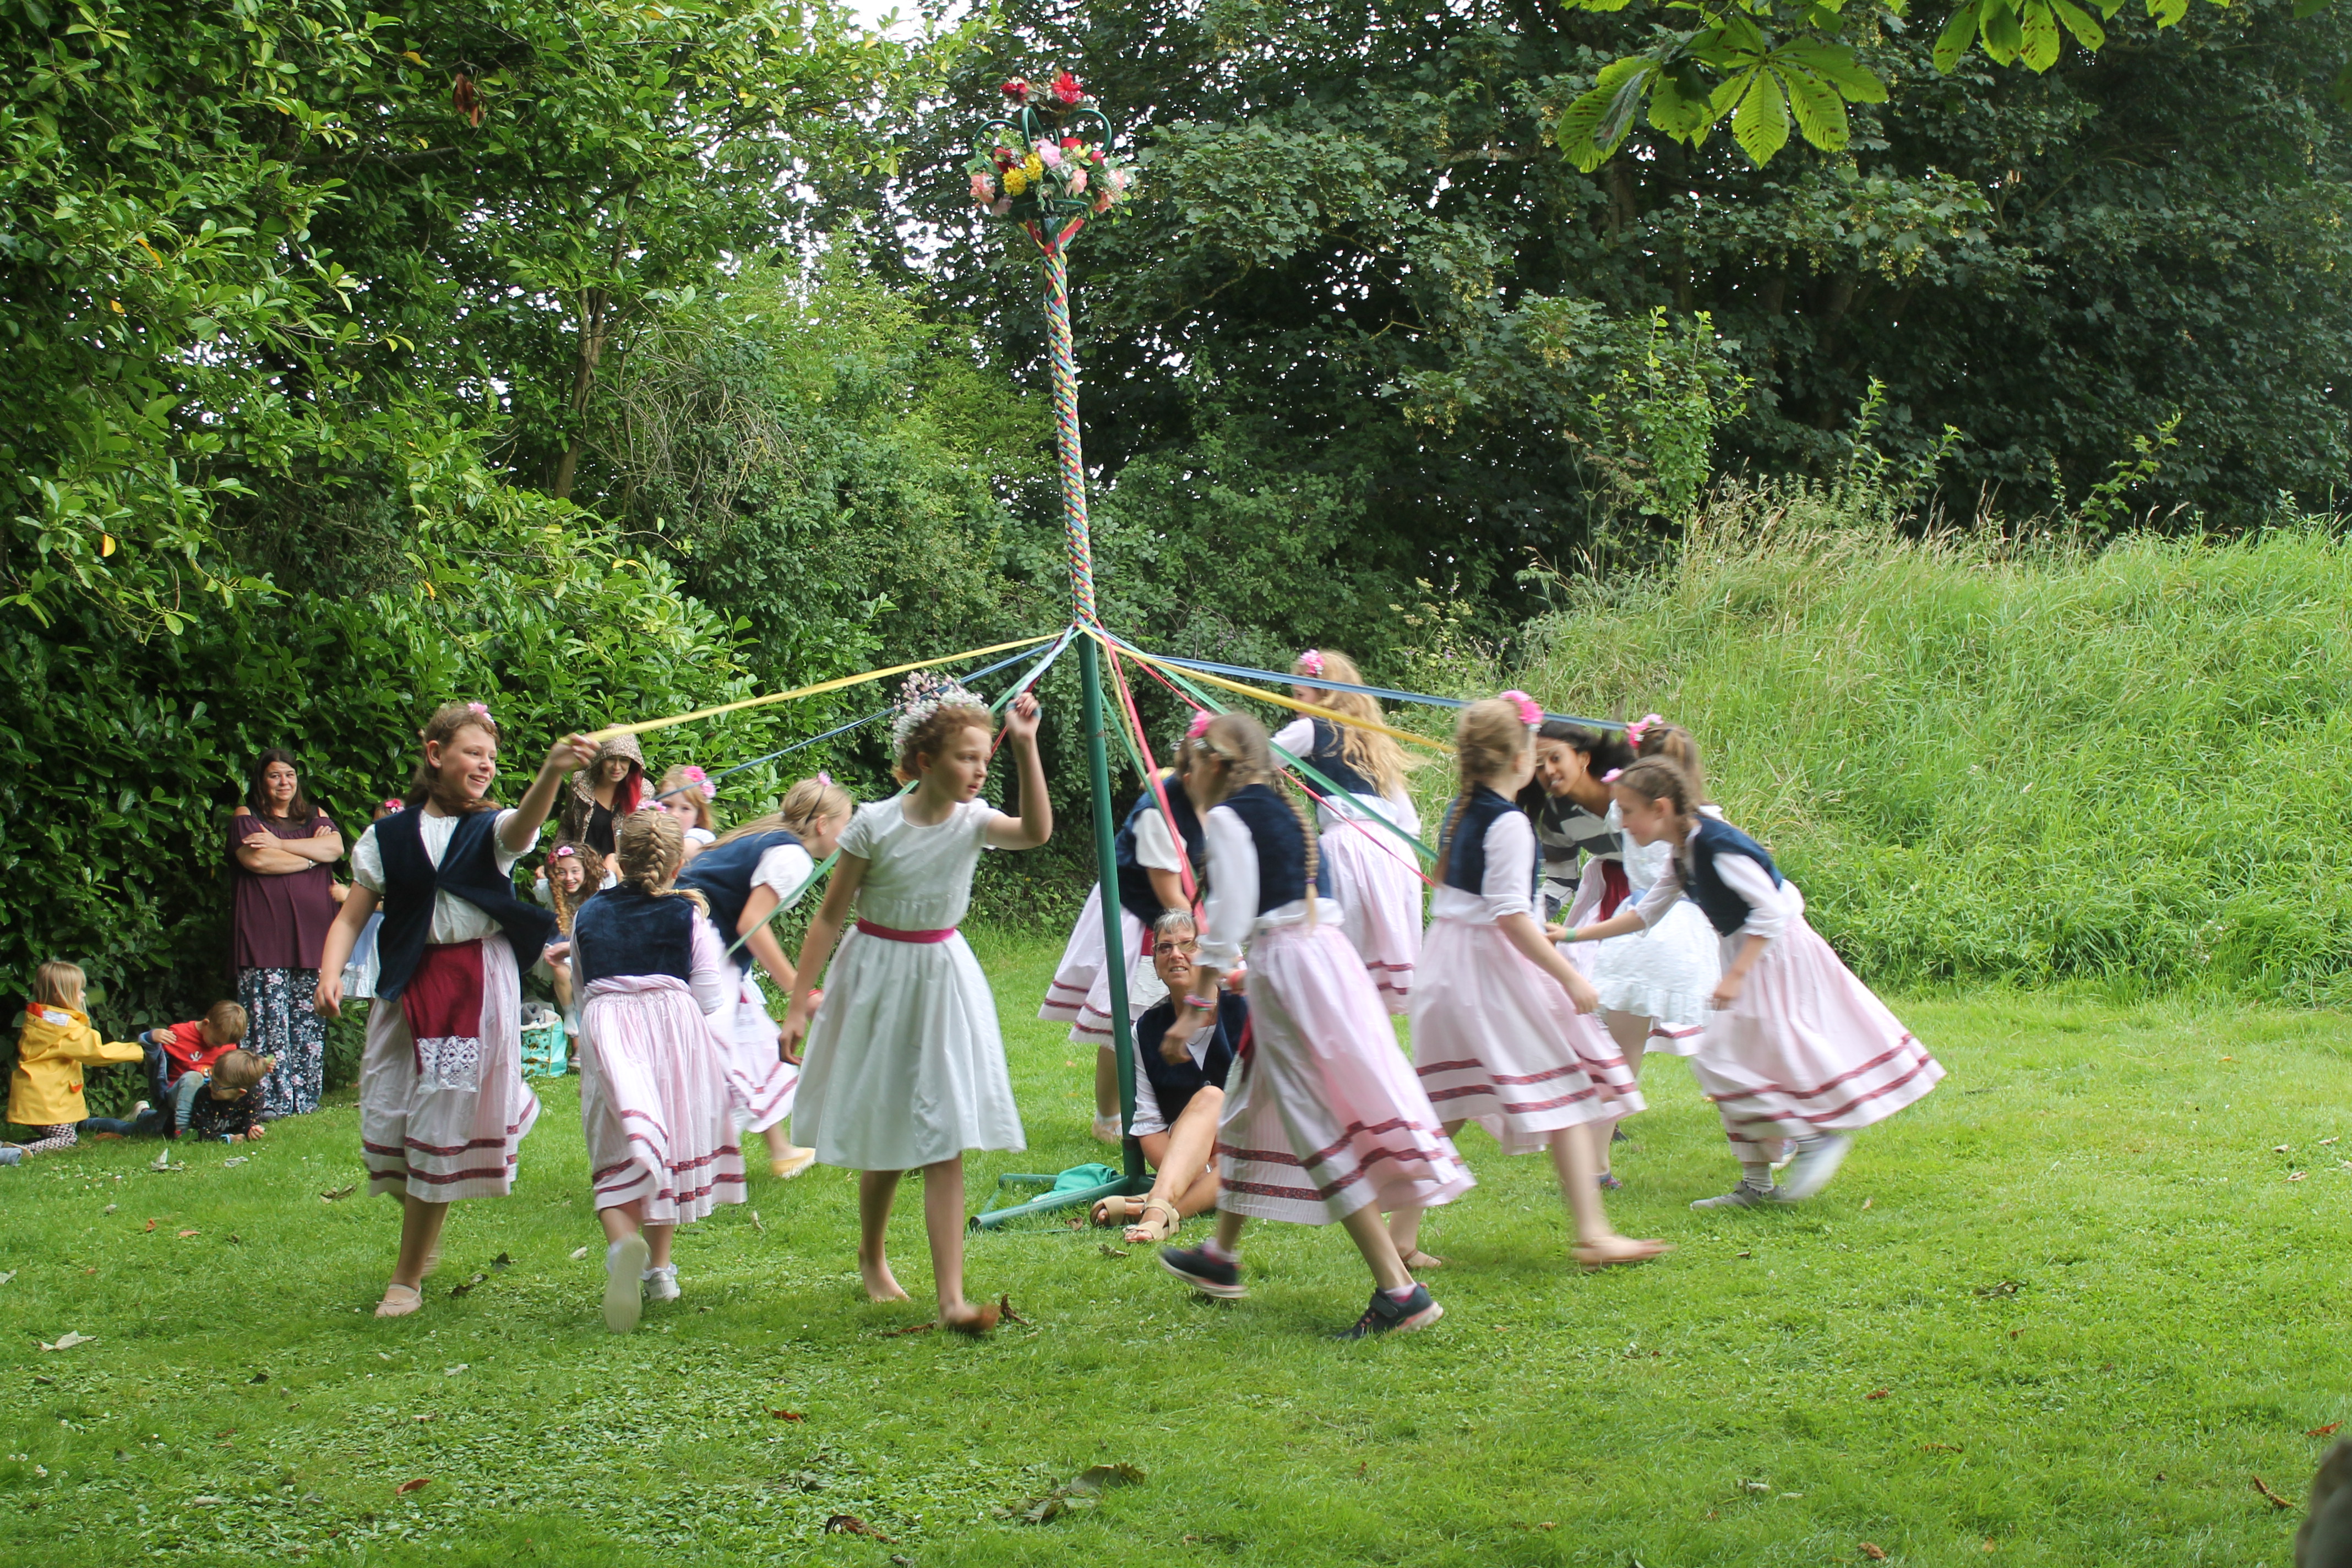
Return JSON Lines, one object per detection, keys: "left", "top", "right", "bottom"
{"left": 967, "top": 71, "right": 1150, "bottom": 1227}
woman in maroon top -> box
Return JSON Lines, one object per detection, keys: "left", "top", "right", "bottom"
{"left": 229, "top": 749, "right": 343, "bottom": 1117}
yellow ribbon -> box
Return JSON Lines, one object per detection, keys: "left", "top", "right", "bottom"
{"left": 1104, "top": 632, "right": 1452, "bottom": 753}
{"left": 582, "top": 633, "right": 1059, "bottom": 743}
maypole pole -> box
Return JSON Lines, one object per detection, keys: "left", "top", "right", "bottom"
{"left": 967, "top": 71, "right": 1151, "bottom": 1227}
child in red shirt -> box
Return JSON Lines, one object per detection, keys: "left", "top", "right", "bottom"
{"left": 80, "top": 1000, "right": 248, "bottom": 1141}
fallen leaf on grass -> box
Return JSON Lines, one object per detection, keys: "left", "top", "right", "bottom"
{"left": 770, "top": 1410, "right": 805, "bottom": 1422}
{"left": 2312, "top": 1424, "right": 2342, "bottom": 1438}
{"left": 2220, "top": 1055, "right": 2235, "bottom": 1063}
{"left": 396, "top": 1478, "right": 431, "bottom": 1496}
{"left": 2291, "top": 1172, "right": 2309, "bottom": 1182}
{"left": 491, "top": 1253, "right": 512, "bottom": 1271}
{"left": 1973, "top": 1280, "right": 2021, "bottom": 1298}
{"left": 39, "top": 1332, "right": 95, "bottom": 1352}
{"left": 1866, "top": 1388, "right": 1890, "bottom": 1400}
{"left": 442, "top": 1365, "right": 467, "bottom": 1377}
{"left": 413, "top": 1414, "right": 437, "bottom": 1423}
{"left": 1099, "top": 1244, "right": 1129, "bottom": 1259}
{"left": 1983, "top": 1539, "right": 1998, "bottom": 1553}
{"left": 2274, "top": 1145, "right": 2291, "bottom": 1153}
{"left": 1736, "top": 1250, "right": 1752, "bottom": 1260}
{"left": 998, "top": 1292, "right": 1027, "bottom": 1325}
{"left": 319, "top": 1185, "right": 356, "bottom": 1202}
{"left": 82, "top": 1266, "right": 96, "bottom": 1276}
{"left": 449, "top": 1273, "right": 487, "bottom": 1298}
{"left": 568, "top": 1246, "right": 589, "bottom": 1261}
{"left": 2323, "top": 1136, "right": 2340, "bottom": 1146}
{"left": 1861, "top": 1544, "right": 1887, "bottom": 1561}
{"left": 189, "top": 1495, "right": 225, "bottom": 1506}
{"left": 150, "top": 1153, "right": 182, "bottom": 1172}
{"left": 177, "top": 1229, "right": 198, "bottom": 1238}
{"left": 1020, "top": 1462, "right": 1145, "bottom": 1522}
{"left": 248, "top": 1373, "right": 268, "bottom": 1384}
{"left": 825, "top": 1515, "right": 892, "bottom": 1541}
{"left": 1740, "top": 1480, "right": 1771, "bottom": 1494}
{"left": 31, "top": 1374, "right": 53, "bottom": 1385}
{"left": 747, "top": 1208, "right": 764, "bottom": 1235}
{"left": 143, "top": 1219, "right": 156, "bottom": 1233}
{"left": 102, "top": 1204, "right": 116, "bottom": 1215}
{"left": 1921, "top": 1442, "right": 1963, "bottom": 1453}
{"left": 1861, "top": 1197, "right": 1874, "bottom": 1211}
{"left": 2255, "top": 1476, "right": 2295, "bottom": 1510}
{"left": 881, "top": 1321, "right": 937, "bottom": 1338}
{"left": 0, "top": 1271, "right": 13, "bottom": 1287}
{"left": 221, "top": 1157, "right": 247, "bottom": 1167}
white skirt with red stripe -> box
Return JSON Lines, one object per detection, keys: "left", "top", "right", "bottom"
{"left": 1411, "top": 917, "right": 1643, "bottom": 1154}
{"left": 721, "top": 972, "right": 798, "bottom": 1134}
{"left": 361, "top": 936, "right": 539, "bottom": 1203}
{"left": 1066, "top": 905, "right": 1167, "bottom": 1047}
{"left": 1690, "top": 916, "right": 1941, "bottom": 1156}
{"left": 1321, "top": 823, "right": 1420, "bottom": 1014}
{"left": 1215, "top": 921, "right": 1472, "bottom": 1225}
{"left": 579, "top": 976, "right": 746, "bottom": 1223}
{"left": 1039, "top": 885, "right": 1108, "bottom": 1024}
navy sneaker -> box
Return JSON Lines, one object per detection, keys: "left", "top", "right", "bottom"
{"left": 1159, "top": 1245, "right": 1245, "bottom": 1299}
{"left": 1340, "top": 1284, "right": 1444, "bottom": 1340}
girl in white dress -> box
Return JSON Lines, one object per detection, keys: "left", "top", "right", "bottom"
{"left": 1394, "top": 696, "right": 1668, "bottom": 1270}
{"left": 316, "top": 702, "right": 596, "bottom": 1320}
{"left": 571, "top": 811, "right": 745, "bottom": 1332}
{"left": 1567, "top": 755, "right": 1943, "bottom": 1208}
{"left": 1157, "top": 712, "right": 1472, "bottom": 1340}
{"left": 678, "top": 775, "right": 853, "bottom": 1181}
{"left": 780, "top": 683, "right": 1050, "bottom": 1333}
{"left": 1271, "top": 648, "right": 1424, "bottom": 1013}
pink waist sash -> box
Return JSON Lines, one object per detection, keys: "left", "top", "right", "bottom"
{"left": 854, "top": 918, "right": 957, "bottom": 944}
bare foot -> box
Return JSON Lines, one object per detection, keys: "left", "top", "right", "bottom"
{"left": 941, "top": 1299, "right": 1001, "bottom": 1337}
{"left": 1570, "top": 1237, "right": 1673, "bottom": 1268}
{"left": 1400, "top": 1249, "right": 1449, "bottom": 1271}
{"left": 860, "top": 1256, "right": 910, "bottom": 1303}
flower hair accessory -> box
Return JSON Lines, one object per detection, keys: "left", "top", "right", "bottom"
{"left": 552, "top": 844, "right": 578, "bottom": 859}
{"left": 1625, "top": 713, "right": 1663, "bottom": 747}
{"left": 816, "top": 770, "right": 832, "bottom": 787}
{"left": 680, "top": 764, "right": 716, "bottom": 801}
{"left": 890, "top": 671, "right": 987, "bottom": 753}
{"left": 465, "top": 701, "right": 492, "bottom": 723}
{"left": 1602, "top": 767, "right": 1625, "bottom": 784}
{"left": 1297, "top": 649, "right": 1326, "bottom": 678}
{"left": 1185, "top": 711, "right": 1215, "bottom": 741}
{"left": 1500, "top": 689, "right": 1542, "bottom": 729}
{"left": 379, "top": 798, "right": 405, "bottom": 815}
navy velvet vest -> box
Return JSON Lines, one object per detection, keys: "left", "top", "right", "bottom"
{"left": 1301, "top": 717, "right": 1381, "bottom": 798}
{"left": 1681, "top": 816, "right": 1784, "bottom": 937}
{"left": 1113, "top": 774, "right": 1205, "bottom": 925}
{"left": 373, "top": 809, "right": 556, "bottom": 1003}
{"left": 676, "top": 829, "right": 803, "bottom": 972}
{"left": 1218, "top": 783, "right": 1333, "bottom": 913}
{"left": 1133, "top": 993, "right": 1245, "bottom": 1126}
{"left": 1440, "top": 787, "right": 1525, "bottom": 895}
{"left": 570, "top": 888, "right": 697, "bottom": 986}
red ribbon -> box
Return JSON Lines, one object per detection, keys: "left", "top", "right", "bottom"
{"left": 854, "top": 918, "right": 957, "bottom": 944}
{"left": 1598, "top": 859, "right": 1631, "bottom": 919}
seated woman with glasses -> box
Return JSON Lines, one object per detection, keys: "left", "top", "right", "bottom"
{"left": 1092, "top": 909, "right": 1247, "bottom": 1244}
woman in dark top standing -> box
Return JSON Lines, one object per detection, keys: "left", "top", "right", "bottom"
{"left": 229, "top": 748, "right": 343, "bottom": 1117}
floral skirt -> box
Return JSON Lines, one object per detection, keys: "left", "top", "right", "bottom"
{"left": 241, "top": 966, "right": 326, "bottom": 1118}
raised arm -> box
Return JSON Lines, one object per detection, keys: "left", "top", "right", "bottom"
{"left": 503, "top": 733, "right": 600, "bottom": 855}
{"left": 983, "top": 692, "right": 1053, "bottom": 850}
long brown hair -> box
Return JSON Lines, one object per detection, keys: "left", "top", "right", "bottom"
{"left": 244, "top": 748, "right": 318, "bottom": 824}
{"left": 1292, "top": 649, "right": 1407, "bottom": 797}
{"left": 405, "top": 703, "right": 503, "bottom": 814}
{"left": 1195, "top": 711, "right": 1320, "bottom": 929}
{"left": 545, "top": 840, "right": 602, "bottom": 935}
{"left": 1633, "top": 722, "right": 1711, "bottom": 804}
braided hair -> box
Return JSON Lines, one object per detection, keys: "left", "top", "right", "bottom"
{"left": 613, "top": 809, "right": 709, "bottom": 916}
{"left": 1196, "top": 710, "right": 1320, "bottom": 930}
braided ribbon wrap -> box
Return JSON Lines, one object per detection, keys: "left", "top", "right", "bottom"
{"left": 1039, "top": 235, "right": 1097, "bottom": 625}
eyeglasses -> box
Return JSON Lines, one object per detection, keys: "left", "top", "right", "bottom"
{"left": 1153, "top": 939, "right": 1199, "bottom": 957}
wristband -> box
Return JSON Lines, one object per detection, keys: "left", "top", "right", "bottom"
{"left": 1183, "top": 994, "right": 1215, "bottom": 1009}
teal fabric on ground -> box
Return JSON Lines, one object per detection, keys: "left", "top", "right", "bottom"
{"left": 1049, "top": 1163, "right": 1119, "bottom": 1192}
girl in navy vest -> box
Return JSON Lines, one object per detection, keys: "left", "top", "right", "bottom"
{"left": 1568, "top": 756, "right": 1944, "bottom": 1208}
{"left": 1270, "top": 647, "right": 1424, "bottom": 1014}
{"left": 571, "top": 810, "right": 748, "bottom": 1332}
{"left": 1157, "top": 712, "right": 1471, "bottom": 1340}
{"left": 1091, "top": 908, "right": 1243, "bottom": 1243}
{"left": 316, "top": 703, "right": 596, "bottom": 1320}
{"left": 1395, "top": 696, "right": 1670, "bottom": 1270}
{"left": 678, "top": 775, "right": 853, "bottom": 1182}
{"left": 780, "top": 683, "right": 1052, "bottom": 1334}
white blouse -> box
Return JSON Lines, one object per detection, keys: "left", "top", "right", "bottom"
{"left": 1197, "top": 803, "right": 1333, "bottom": 971}
{"left": 1269, "top": 717, "right": 1418, "bottom": 832}
{"left": 750, "top": 842, "right": 819, "bottom": 913}
{"left": 1430, "top": 809, "right": 1536, "bottom": 926}
{"left": 1631, "top": 823, "right": 1804, "bottom": 942}
{"left": 352, "top": 808, "right": 535, "bottom": 945}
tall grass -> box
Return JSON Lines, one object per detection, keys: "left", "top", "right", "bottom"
{"left": 1499, "top": 487, "right": 2352, "bottom": 1003}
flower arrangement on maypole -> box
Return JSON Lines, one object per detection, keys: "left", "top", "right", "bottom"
{"left": 966, "top": 70, "right": 1133, "bottom": 230}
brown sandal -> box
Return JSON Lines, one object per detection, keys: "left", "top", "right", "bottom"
{"left": 1090, "top": 1196, "right": 1138, "bottom": 1228}
{"left": 1121, "top": 1199, "right": 1180, "bottom": 1245}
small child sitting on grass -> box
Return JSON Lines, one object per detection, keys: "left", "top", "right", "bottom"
{"left": 7, "top": 961, "right": 145, "bottom": 1157}
{"left": 78, "top": 1000, "right": 248, "bottom": 1141}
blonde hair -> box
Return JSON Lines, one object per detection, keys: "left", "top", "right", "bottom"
{"left": 1194, "top": 711, "right": 1320, "bottom": 929}
{"left": 613, "top": 810, "right": 708, "bottom": 914}
{"left": 656, "top": 765, "right": 717, "bottom": 831}
{"left": 716, "top": 776, "right": 854, "bottom": 847}
{"left": 1292, "top": 649, "right": 1407, "bottom": 797}
{"left": 406, "top": 702, "right": 502, "bottom": 814}
{"left": 1439, "top": 698, "right": 1534, "bottom": 883}
{"left": 204, "top": 1000, "right": 248, "bottom": 1043}
{"left": 209, "top": 1048, "right": 274, "bottom": 1095}
{"left": 1634, "top": 722, "right": 1710, "bottom": 804}
{"left": 32, "top": 960, "right": 85, "bottom": 1008}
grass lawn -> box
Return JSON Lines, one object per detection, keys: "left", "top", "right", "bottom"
{"left": 4, "top": 928, "right": 2346, "bottom": 1567}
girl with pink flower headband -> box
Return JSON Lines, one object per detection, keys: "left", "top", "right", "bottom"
{"left": 1391, "top": 695, "right": 1669, "bottom": 1271}
{"left": 1271, "top": 647, "right": 1424, "bottom": 1015}
{"left": 654, "top": 764, "right": 720, "bottom": 863}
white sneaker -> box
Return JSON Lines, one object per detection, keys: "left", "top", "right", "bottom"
{"left": 1774, "top": 1134, "right": 1854, "bottom": 1201}
{"left": 641, "top": 1264, "right": 680, "bottom": 1303}
{"left": 603, "top": 1235, "right": 649, "bottom": 1333}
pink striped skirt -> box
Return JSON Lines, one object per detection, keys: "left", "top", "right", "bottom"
{"left": 579, "top": 976, "right": 745, "bottom": 1225}
{"left": 1322, "top": 825, "right": 1420, "bottom": 1015}
{"left": 1215, "top": 922, "right": 1472, "bottom": 1225}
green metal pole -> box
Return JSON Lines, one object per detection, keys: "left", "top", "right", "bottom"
{"left": 1080, "top": 635, "right": 1145, "bottom": 1182}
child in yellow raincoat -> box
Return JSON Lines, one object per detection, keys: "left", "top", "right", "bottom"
{"left": 8, "top": 961, "right": 143, "bottom": 1157}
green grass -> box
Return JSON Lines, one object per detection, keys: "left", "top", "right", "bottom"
{"left": 4, "top": 928, "right": 2346, "bottom": 1567}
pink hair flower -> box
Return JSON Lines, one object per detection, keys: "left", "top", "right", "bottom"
{"left": 816, "top": 770, "right": 832, "bottom": 787}
{"left": 466, "top": 700, "right": 492, "bottom": 722}
{"left": 1602, "top": 767, "right": 1625, "bottom": 783}
{"left": 1185, "top": 711, "right": 1214, "bottom": 741}
{"left": 1297, "top": 649, "right": 1325, "bottom": 678}
{"left": 379, "top": 797, "right": 405, "bottom": 815}
{"left": 1500, "top": 689, "right": 1542, "bottom": 728}
{"left": 1625, "top": 712, "right": 1663, "bottom": 746}
{"left": 680, "top": 764, "right": 716, "bottom": 801}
